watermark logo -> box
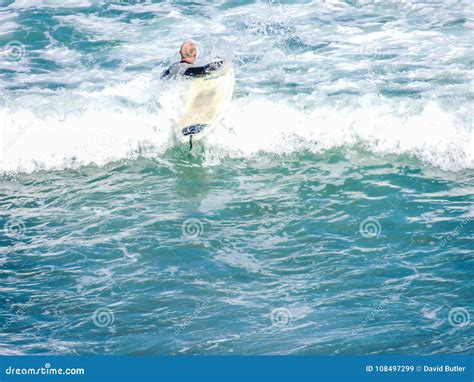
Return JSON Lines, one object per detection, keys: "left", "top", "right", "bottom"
{"left": 448, "top": 307, "right": 470, "bottom": 329}
{"left": 3, "top": 41, "right": 26, "bottom": 61}
{"left": 270, "top": 307, "right": 292, "bottom": 327}
{"left": 174, "top": 299, "right": 210, "bottom": 336}
{"left": 352, "top": 298, "right": 390, "bottom": 335}
{"left": 260, "top": 215, "right": 292, "bottom": 247}
{"left": 399, "top": 0, "right": 416, "bottom": 12}
{"left": 268, "top": 0, "right": 284, "bottom": 15}
{"left": 181, "top": 218, "right": 204, "bottom": 240}
{"left": 359, "top": 217, "right": 381, "bottom": 238}
{"left": 90, "top": 130, "right": 119, "bottom": 152}
{"left": 1, "top": 298, "right": 34, "bottom": 331}
{"left": 5, "top": 363, "right": 85, "bottom": 376}
{"left": 361, "top": 43, "right": 382, "bottom": 59}
{"left": 439, "top": 215, "right": 472, "bottom": 247}
{"left": 92, "top": 307, "right": 115, "bottom": 328}
{"left": 4, "top": 218, "right": 26, "bottom": 239}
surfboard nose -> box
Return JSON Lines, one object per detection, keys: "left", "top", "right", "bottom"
{"left": 176, "top": 66, "right": 235, "bottom": 144}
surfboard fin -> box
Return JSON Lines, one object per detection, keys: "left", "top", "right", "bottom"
{"left": 182, "top": 123, "right": 206, "bottom": 137}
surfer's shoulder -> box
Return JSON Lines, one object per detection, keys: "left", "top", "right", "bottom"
{"left": 160, "top": 61, "right": 193, "bottom": 79}
{"left": 182, "top": 60, "right": 225, "bottom": 77}
{"left": 161, "top": 60, "right": 225, "bottom": 79}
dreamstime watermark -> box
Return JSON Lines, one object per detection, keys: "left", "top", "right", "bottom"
{"left": 398, "top": 0, "right": 416, "bottom": 12}
{"left": 93, "top": 216, "right": 112, "bottom": 237}
{"left": 90, "top": 129, "right": 120, "bottom": 152}
{"left": 270, "top": 307, "right": 292, "bottom": 327}
{"left": 85, "top": 40, "right": 120, "bottom": 68}
{"left": 5, "top": 363, "right": 85, "bottom": 376}
{"left": 2, "top": 298, "right": 34, "bottom": 331}
{"left": 174, "top": 299, "right": 210, "bottom": 336}
{"left": 352, "top": 298, "right": 390, "bottom": 335}
{"left": 181, "top": 218, "right": 204, "bottom": 240}
{"left": 268, "top": 0, "right": 284, "bottom": 16}
{"left": 260, "top": 214, "right": 293, "bottom": 247}
{"left": 3, "top": 218, "right": 26, "bottom": 239}
{"left": 448, "top": 307, "right": 470, "bottom": 329}
{"left": 359, "top": 217, "right": 382, "bottom": 238}
{"left": 360, "top": 43, "right": 382, "bottom": 60}
{"left": 439, "top": 215, "right": 472, "bottom": 247}
{"left": 2, "top": 41, "right": 26, "bottom": 61}
{"left": 82, "top": 19, "right": 128, "bottom": 68}
{"left": 92, "top": 307, "right": 115, "bottom": 328}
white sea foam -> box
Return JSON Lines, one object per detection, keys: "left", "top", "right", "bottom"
{"left": 0, "top": 0, "right": 472, "bottom": 173}
{"left": 0, "top": 10, "right": 20, "bottom": 35}
{"left": 54, "top": 14, "right": 131, "bottom": 41}
{"left": 41, "top": 46, "right": 83, "bottom": 66}
{"left": 8, "top": 0, "right": 92, "bottom": 9}
{"left": 206, "top": 96, "right": 473, "bottom": 170}
{"left": 0, "top": 84, "right": 471, "bottom": 173}
{"left": 0, "top": 21, "right": 19, "bottom": 36}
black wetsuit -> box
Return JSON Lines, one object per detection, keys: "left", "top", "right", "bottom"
{"left": 160, "top": 59, "right": 224, "bottom": 79}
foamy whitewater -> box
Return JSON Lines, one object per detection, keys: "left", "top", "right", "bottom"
{"left": 1, "top": 0, "right": 473, "bottom": 172}
{"left": 1, "top": 0, "right": 473, "bottom": 356}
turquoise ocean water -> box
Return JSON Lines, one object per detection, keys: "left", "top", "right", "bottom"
{"left": 0, "top": 0, "right": 473, "bottom": 355}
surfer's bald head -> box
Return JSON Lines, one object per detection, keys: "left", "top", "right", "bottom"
{"left": 180, "top": 40, "right": 197, "bottom": 64}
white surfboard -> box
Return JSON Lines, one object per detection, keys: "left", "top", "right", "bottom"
{"left": 176, "top": 63, "right": 235, "bottom": 145}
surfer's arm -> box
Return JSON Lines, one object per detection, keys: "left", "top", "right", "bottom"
{"left": 160, "top": 67, "right": 172, "bottom": 79}
{"left": 183, "top": 60, "right": 224, "bottom": 77}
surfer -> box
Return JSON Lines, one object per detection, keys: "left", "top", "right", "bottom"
{"left": 161, "top": 40, "right": 224, "bottom": 79}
